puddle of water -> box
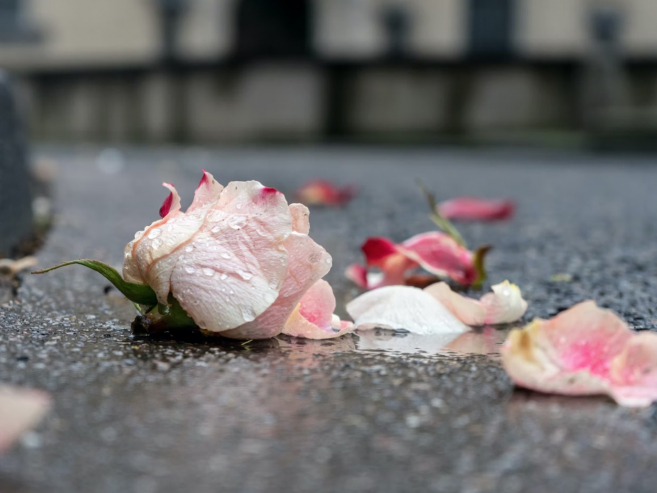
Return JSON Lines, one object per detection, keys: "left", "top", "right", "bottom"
{"left": 354, "top": 326, "right": 510, "bottom": 356}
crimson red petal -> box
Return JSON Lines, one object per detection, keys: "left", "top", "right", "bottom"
{"left": 159, "top": 186, "right": 175, "bottom": 218}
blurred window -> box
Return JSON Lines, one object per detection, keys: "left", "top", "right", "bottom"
{"left": 236, "top": 0, "right": 311, "bottom": 58}
{"left": 468, "top": 0, "right": 514, "bottom": 58}
{"left": 0, "top": 0, "right": 39, "bottom": 43}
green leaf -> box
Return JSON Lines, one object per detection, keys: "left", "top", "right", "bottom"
{"left": 471, "top": 245, "right": 492, "bottom": 290}
{"left": 417, "top": 181, "right": 468, "bottom": 248}
{"left": 32, "top": 259, "right": 158, "bottom": 306}
{"left": 131, "top": 295, "right": 196, "bottom": 335}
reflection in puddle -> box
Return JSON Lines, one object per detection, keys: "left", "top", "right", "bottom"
{"left": 355, "top": 326, "right": 509, "bottom": 356}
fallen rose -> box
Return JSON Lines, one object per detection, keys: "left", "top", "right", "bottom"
{"left": 295, "top": 179, "right": 357, "bottom": 207}
{"left": 425, "top": 280, "right": 527, "bottom": 326}
{"left": 345, "top": 233, "right": 489, "bottom": 290}
{"left": 35, "top": 171, "right": 350, "bottom": 340}
{"left": 501, "top": 301, "right": 657, "bottom": 407}
{"left": 0, "top": 386, "right": 51, "bottom": 455}
{"left": 437, "top": 197, "right": 515, "bottom": 222}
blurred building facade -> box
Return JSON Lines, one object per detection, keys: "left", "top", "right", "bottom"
{"left": 1, "top": 0, "right": 656, "bottom": 142}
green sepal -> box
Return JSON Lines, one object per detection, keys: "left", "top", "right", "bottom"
{"left": 471, "top": 245, "right": 491, "bottom": 290}
{"left": 32, "top": 259, "right": 158, "bottom": 306}
{"left": 417, "top": 181, "right": 468, "bottom": 248}
{"left": 132, "top": 295, "right": 196, "bottom": 335}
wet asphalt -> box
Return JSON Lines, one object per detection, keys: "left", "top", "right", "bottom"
{"left": 2, "top": 145, "right": 657, "bottom": 492}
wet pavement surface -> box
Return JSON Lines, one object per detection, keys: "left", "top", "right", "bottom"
{"left": 2, "top": 146, "right": 657, "bottom": 492}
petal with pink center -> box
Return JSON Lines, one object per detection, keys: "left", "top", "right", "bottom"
{"left": 346, "top": 286, "right": 470, "bottom": 335}
{"left": 501, "top": 301, "right": 657, "bottom": 407}
{"left": 0, "top": 386, "right": 51, "bottom": 455}
{"left": 220, "top": 232, "right": 331, "bottom": 339}
{"left": 170, "top": 181, "right": 293, "bottom": 333}
{"left": 283, "top": 280, "right": 354, "bottom": 339}
{"left": 399, "top": 232, "right": 476, "bottom": 285}
{"left": 437, "top": 197, "right": 515, "bottom": 222}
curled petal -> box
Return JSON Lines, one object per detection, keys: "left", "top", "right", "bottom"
{"left": 283, "top": 280, "right": 354, "bottom": 339}
{"left": 296, "top": 180, "right": 356, "bottom": 207}
{"left": 220, "top": 231, "right": 331, "bottom": 340}
{"left": 171, "top": 181, "right": 292, "bottom": 334}
{"left": 346, "top": 285, "right": 470, "bottom": 335}
{"left": 400, "top": 232, "right": 476, "bottom": 285}
{"left": 188, "top": 170, "right": 224, "bottom": 213}
{"left": 501, "top": 301, "right": 657, "bottom": 407}
{"left": 0, "top": 386, "right": 51, "bottom": 455}
{"left": 425, "top": 280, "right": 527, "bottom": 326}
{"left": 438, "top": 197, "right": 515, "bottom": 222}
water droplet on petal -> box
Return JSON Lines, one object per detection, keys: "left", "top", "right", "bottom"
{"left": 148, "top": 228, "right": 161, "bottom": 239}
{"left": 220, "top": 252, "right": 231, "bottom": 259}
{"left": 185, "top": 245, "right": 194, "bottom": 253}
{"left": 264, "top": 293, "right": 275, "bottom": 303}
{"left": 202, "top": 268, "right": 214, "bottom": 277}
{"left": 134, "top": 231, "right": 144, "bottom": 240}
{"left": 184, "top": 266, "right": 195, "bottom": 274}
{"left": 325, "top": 257, "right": 332, "bottom": 264}
{"left": 237, "top": 269, "right": 253, "bottom": 281}
{"left": 228, "top": 216, "right": 247, "bottom": 230}
{"left": 211, "top": 226, "right": 220, "bottom": 233}
{"left": 241, "top": 305, "right": 256, "bottom": 322}
{"left": 152, "top": 238, "right": 163, "bottom": 248}
{"left": 220, "top": 273, "right": 228, "bottom": 280}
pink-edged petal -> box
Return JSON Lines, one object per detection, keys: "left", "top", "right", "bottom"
{"left": 399, "top": 232, "right": 476, "bottom": 285}
{"left": 170, "top": 181, "right": 293, "bottom": 334}
{"left": 360, "top": 237, "right": 418, "bottom": 288}
{"left": 0, "top": 386, "right": 51, "bottom": 455}
{"left": 501, "top": 301, "right": 657, "bottom": 407}
{"left": 424, "top": 282, "right": 486, "bottom": 326}
{"left": 283, "top": 280, "right": 354, "bottom": 339}
{"left": 188, "top": 170, "right": 223, "bottom": 213}
{"left": 220, "top": 232, "right": 331, "bottom": 339}
{"left": 124, "top": 183, "right": 185, "bottom": 286}
{"left": 296, "top": 180, "right": 356, "bottom": 207}
{"left": 479, "top": 281, "right": 528, "bottom": 324}
{"left": 345, "top": 263, "right": 369, "bottom": 289}
{"left": 346, "top": 286, "right": 470, "bottom": 335}
{"left": 289, "top": 203, "right": 310, "bottom": 234}
{"left": 438, "top": 197, "right": 515, "bottom": 222}
{"left": 609, "top": 333, "right": 657, "bottom": 407}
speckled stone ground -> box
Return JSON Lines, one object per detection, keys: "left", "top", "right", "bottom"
{"left": 2, "top": 146, "right": 657, "bottom": 493}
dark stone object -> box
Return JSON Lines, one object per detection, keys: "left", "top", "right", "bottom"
{"left": 0, "top": 70, "right": 32, "bottom": 257}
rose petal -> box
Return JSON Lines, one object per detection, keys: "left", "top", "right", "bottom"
{"left": 188, "top": 170, "right": 224, "bottom": 213}
{"left": 501, "top": 301, "right": 657, "bottom": 407}
{"left": 438, "top": 197, "right": 515, "bottom": 222}
{"left": 399, "top": 232, "right": 476, "bottom": 285}
{"left": 424, "top": 282, "right": 486, "bottom": 326}
{"left": 360, "top": 237, "right": 418, "bottom": 288}
{"left": 289, "top": 203, "right": 310, "bottom": 234}
{"left": 170, "top": 181, "right": 292, "bottom": 333}
{"left": 296, "top": 180, "right": 356, "bottom": 206}
{"left": 346, "top": 285, "right": 470, "bottom": 335}
{"left": 424, "top": 280, "right": 527, "bottom": 326}
{"left": 0, "top": 386, "right": 51, "bottom": 455}
{"left": 219, "top": 231, "right": 331, "bottom": 339}
{"left": 283, "top": 280, "right": 354, "bottom": 339}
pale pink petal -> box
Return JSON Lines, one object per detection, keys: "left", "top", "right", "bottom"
{"left": 438, "top": 197, "right": 515, "bottom": 222}
{"left": 296, "top": 180, "right": 356, "bottom": 206}
{"left": 346, "top": 286, "right": 470, "bottom": 335}
{"left": 479, "top": 281, "right": 528, "bottom": 324}
{"left": 289, "top": 203, "right": 310, "bottom": 234}
{"left": 171, "top": 181, "right": 292, "bottom": 334}
{"left": 220, "top": 232, "right": 331, "bottom": 339}
{"left": 399, "top": 232, "right": 476, "bottom": 286}
{"left": 425, "top": 280, "right": 527, "bottom": 326}
{"left": 501, "top": 301, "right": 657, "bottom": 407}
{"left": 424, "top": 282, "right": 486, "bottom": 326}
{"left": 188, "top": 170, "right": 224, "bottom": 213}
{"left": 0, "top": 386, "right": 51, "bottom": 455}
{"left": 345, "top": 263, "right": 369, "bottom": 289}
{"left": 283, "top": 280, "right": 354, "bottom": 339}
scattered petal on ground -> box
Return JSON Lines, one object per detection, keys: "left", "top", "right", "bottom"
{"left": 283, "top": 280, "right": 354, "bottom": 339}
{"left": 425, "top": 280, "right": 527, "bottom": 325}
{"left": 501, "top": 301, "right": 657, "bottom": 407}
{"left": 346, "top": 285, "right": 470, "bottom": 335}
{"left": 437, "top": 197, "right": 515, "bottom": 222}
{"left": 0, "top": 386, "right": 51, "bottom": 455}
{"left": 295, "top": 180, "right": 357, "bottom": 207}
